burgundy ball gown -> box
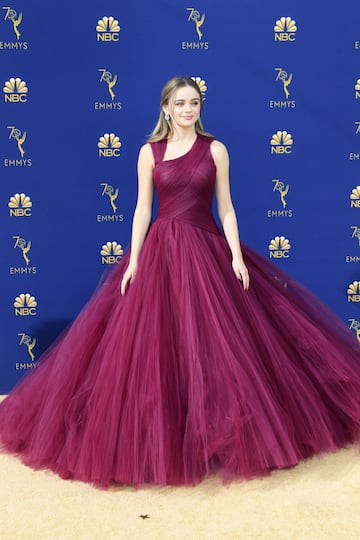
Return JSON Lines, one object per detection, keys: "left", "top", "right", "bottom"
{"left": 0, "top": 133, "right": 360, "bottom": 488}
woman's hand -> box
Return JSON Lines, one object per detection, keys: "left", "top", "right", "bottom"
{"left": 232, "top": 258, "right": 250, "bottom": 290}
{"left": 120, "top": 262, "right": 138, "bottom": 296}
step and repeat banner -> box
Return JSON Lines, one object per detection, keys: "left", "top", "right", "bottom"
{"left": 1, "top": 1, "right": 359, "bottom": 392}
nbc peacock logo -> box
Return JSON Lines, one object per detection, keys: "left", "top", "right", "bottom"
{"left": 274, "top": 16, "right": 297, "bottom": 41}
{"left": 14, "top": 293, "right": 37, "bottom": 316}
{"left": 8, "top": 193, "right": 32, "bottom": 217}
{"left": 100, "top": 241, "right": 124, "bottom": 264}
{"left": 191, "top": 76, "right": 207, "bottom": 100}
{"left": 347, "top": 281, "right": 360, "bottom": 302}
{"left": 98, "top": 133, "right": 121, "bottom": 157}
{"left": 270, "top": 131, "right": 293, "bottom": 154}
{"left": 269, "top": 236, "right": 291, "bottom": 258}
{"left": 96, "top": 16, "right": 120, "bottom": 42}
{"left": 3, "top": 77, "right": 28, "bottom": 102}
{"left": 355, "top": 79, "right": 360, "bottom": 99}
{"left": 350, "top": 186, "right": 360, "bottom": 208}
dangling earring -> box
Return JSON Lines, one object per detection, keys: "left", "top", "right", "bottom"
{"left": 164, "top": 112, "right": 170, "bottom": 121}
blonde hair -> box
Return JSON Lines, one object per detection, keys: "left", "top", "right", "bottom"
{"left": 148, "top": 76, "right": 212, "bottom": 142}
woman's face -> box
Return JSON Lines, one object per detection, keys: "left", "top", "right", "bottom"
{"left": 165, "top": 85, "right": 201, "bottom": 130}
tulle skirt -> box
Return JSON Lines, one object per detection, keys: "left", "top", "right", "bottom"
{"left": 0, "top": 218, "right": 360, "bottom": 488}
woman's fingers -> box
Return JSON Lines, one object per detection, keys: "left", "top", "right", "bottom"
{"left": 121, "top": 272, "right": 130, "bottom": 296}
{"left": 233, "top": 262, "right": 250, "bottom": 290}
{"left": 121, "top": 267, "right": 137, "bottom": 296}
{"left": 241, "top": 270, "right": 250, "bottom": 290}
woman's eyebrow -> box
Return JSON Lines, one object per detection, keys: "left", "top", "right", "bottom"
{"left": 174, "top": 99, "right": 199, "bottom": 102}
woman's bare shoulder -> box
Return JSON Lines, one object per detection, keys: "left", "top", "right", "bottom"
{"left": 210, "top": 139, "right": 229, "bottom": 162}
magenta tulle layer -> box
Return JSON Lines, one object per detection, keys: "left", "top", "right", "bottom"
{"left": 1, "top": 134, "right": 360, "bottom": 488}
{"left": 1, "top": 222, "right": 360, "bottom": 488}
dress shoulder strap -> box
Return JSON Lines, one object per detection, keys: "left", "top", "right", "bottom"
{"left": 149, "top": 139, "right": 167, "bottom": 165}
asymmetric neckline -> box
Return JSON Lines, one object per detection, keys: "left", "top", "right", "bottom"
{"left": 162, "top": 134, "right": 199, "bottom": 163}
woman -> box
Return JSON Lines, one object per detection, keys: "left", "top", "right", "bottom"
{"left": 120, "top": 77, "right": 249, "bottom": 296}
{"left": 0, "top": 76, "right": 360, "bottom": 488}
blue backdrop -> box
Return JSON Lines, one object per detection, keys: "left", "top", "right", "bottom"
{"left": 1, "top": 0, "right": 359, "bottom": 392}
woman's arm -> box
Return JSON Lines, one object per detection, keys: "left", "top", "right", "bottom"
{"left": 211, "top": 140, "right": 250, "bottom": 290}
{"left": 121, "top": 143, "right": 154, "bottom": 295}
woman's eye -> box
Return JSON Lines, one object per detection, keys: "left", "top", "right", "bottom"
{"left": 174, "top": 101, "right": 199, "bottom": 106}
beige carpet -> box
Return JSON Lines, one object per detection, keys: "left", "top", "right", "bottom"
{"left": 1, "top": 444, "right": 360, "bottom": 539}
